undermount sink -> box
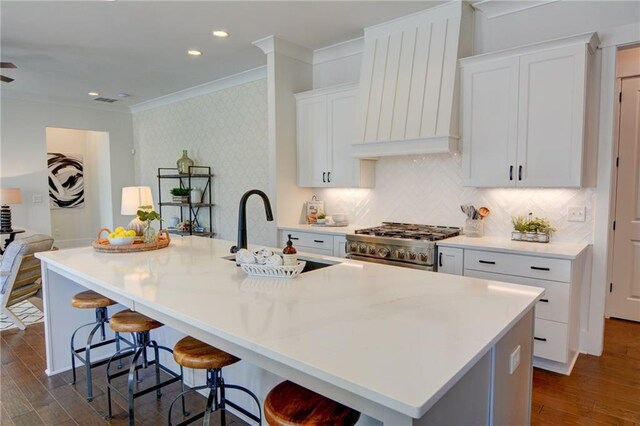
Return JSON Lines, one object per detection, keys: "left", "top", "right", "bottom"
{"left": 223, "top": 255, "right": 338, "bottom": 274}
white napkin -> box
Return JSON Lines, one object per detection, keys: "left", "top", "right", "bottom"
{"left": 253, "top": 248, "right": 274, "bottom": 265}
{"left": 264, "top": 254, "right": 283, "bottom": 267}
{"left": 235, "top": 249, "right": 257, "bottom": 265}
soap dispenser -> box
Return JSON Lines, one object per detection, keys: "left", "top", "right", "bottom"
{"left": 282, "top": 234, "right": 298, "bottom": 266}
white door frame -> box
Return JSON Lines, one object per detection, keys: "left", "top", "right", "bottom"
{"left": 583, "top": 23, "right": 640, "bottom": 357}
{"left": 605, "top": 47, "right": 640, "bottom": 319}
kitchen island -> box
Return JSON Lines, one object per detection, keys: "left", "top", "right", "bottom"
{"left": 37, "top": 237, "right": 543, "bottom": 425}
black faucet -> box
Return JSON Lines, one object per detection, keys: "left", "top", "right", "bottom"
{"left": 230, "top": 189, "right": 274, "bottom": 253}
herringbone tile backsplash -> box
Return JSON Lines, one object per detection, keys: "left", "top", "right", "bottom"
{"left": 314, "top": 154, "right": 595, "bottom": 244}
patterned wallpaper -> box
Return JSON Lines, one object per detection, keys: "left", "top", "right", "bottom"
{"left": 314, "top": 154, "right": 596, "bottom": 244}
{"left": 133, "top": 79, "right": 275, "bottom": 246}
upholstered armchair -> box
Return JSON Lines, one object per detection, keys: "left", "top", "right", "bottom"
{"left": 0, "top": 234, "right": 55, "bottom": 330}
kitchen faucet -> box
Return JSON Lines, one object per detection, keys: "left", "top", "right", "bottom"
{"left": 230, "top": 189, "right": 273, "bottom": 253}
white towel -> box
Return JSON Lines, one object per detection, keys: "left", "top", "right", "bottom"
{"left": 264, "top": 254, "right": 283, "bottom": 267}
{"left": 253, "top": 248, "right": 274, "bottom": 265}
{"left": 235, "top": 249, "right": 257, "bottom": 265}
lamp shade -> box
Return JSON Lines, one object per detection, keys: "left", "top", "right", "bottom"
{"left": 0, "top": 188, "right": 22, "bottom": 205}
{"left": 121, "top": 186, "right": 154, "bottom": 215}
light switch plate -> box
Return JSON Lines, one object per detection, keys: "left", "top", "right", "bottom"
{"left": 509, "top": 345, "right": 521, "bottom": 375}
{"left": 568, "top": 205, "right": 586, "bottom": 222}
{"left": 32, "top": 194, "right": 43, "bottom": 203}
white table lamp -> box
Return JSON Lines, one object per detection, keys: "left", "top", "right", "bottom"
{"left": 121, "top": 186, "right": 154, "bottom": 235}
{"left": 0, "top": 188, "right": 22, "bottom": 232}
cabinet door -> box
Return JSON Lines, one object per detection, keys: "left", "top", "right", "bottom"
{"left": 516, "top": 45, "right": 586, "bottom": 187}
{"left": 327, "top": 89, "right": 358, "bottom": 187}
{"left": 437, "top": 247, "right": 463, "bottom": 275}
{"left": 296, "top": 95, "right": 328, "bottom": 187}
{"left": 333, "top": 236, "right": 347, "bottom": 258}
{"left": 462, "top": 57, "right": 519, "bottom": 187}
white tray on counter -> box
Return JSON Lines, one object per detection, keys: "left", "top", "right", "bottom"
{"left": 240, "top": 261, "right": 306, "bottom": 279}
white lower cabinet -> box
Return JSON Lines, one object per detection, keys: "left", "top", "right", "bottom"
{"left": 437, "top": 246, "right": 463, "bottom": 275}
{"left": 278, "top": 230, "right": 347, "bottom": 258}
{"left": 440, "top": 246, "right": 584, "bottom": 375}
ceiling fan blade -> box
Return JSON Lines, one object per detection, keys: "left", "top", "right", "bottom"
{"left": 0, "top": 75, "right": 15, "bottom": 83}
{"left": 0, "top": 62, "right": 16, "bottom": 69}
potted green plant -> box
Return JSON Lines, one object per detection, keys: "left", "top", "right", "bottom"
{"left": 511, "top": 214, "right": 555, "bottom": 243}
{"left": 317, "top": 212, "right": 327, "bottom": 224}
{"left": 137, "top": 206, "right": 162, "bottom": 243}
{"left": 511, "top": 216, "right": 528, "bottom": 240}
{"left": 170, "top": 187, "right": 191, "bottom": 203}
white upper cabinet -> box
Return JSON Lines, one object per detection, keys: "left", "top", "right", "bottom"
{"left": 296, "top": 84, "right": 375, "bottom": 188}
{"left": 461, "top": 33, "right": 598, "bottom": 188}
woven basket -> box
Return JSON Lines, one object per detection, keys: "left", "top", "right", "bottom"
{"left": 240, "top": 261, "right": 306, "bottom": 279}
{"left": 92, "top": 227, "right": 171, "bottom": 253}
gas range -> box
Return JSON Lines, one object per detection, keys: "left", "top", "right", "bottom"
{"left": 346, "top": 222, "right": 461, "bottom": 271}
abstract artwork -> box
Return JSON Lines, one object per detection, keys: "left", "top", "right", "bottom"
{"left": 48, "top": 152, "right": 84, "bottom": 209}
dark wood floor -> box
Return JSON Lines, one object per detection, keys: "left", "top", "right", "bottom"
{"left": 532, "top": 318, "right": 640, "bottom": 425}
{"left": 0, "top": 322, "right": 243, "bottom": 425}
{"left": 1, "top": 318, "right": 638, "bottom": 425}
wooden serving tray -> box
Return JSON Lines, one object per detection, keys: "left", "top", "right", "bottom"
{"left": 92, "top": 227, "right": 171, "bottom": 253}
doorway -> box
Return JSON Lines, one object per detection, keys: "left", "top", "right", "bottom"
{"left": 607, "top": 46, "right": 640, "bottom": 322}
{"left": 45, "top": 127, "right": 112, "bottom": 248}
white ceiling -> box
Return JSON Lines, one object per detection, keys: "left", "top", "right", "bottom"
{"left": 1, "top": 1, "right": 442, "bottom": 111}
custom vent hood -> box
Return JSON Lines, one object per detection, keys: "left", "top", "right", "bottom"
{"left": 353, "top": 1, "right": 473, "bottom": 158}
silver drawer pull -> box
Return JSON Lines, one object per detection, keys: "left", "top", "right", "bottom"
{"left": 539, "top": 298, "right": 549, "bottom": 303}
{"left": 534, "top": 337, "right": 547, "bottom": 342}
{"left": 531, "top": 266, "right": 550, "bottom": 271}
{"left": 313, "top": 240, "right": 324, "bottom": 243}
{"left": 479, "top": 260, "right": 495, "bottom": 265}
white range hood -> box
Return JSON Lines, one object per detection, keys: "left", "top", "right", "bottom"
{"left": 352, "top": 1, "right": 473, "bottom": 158}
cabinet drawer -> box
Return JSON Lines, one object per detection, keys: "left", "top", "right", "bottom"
{"left": 533, "top": 319, "right": 569, "bottom": 363}
{"left": 464, "top": 250, "right": 571, "bottom": 282}
{"left": 464, "top": 269, "right": 570, "bottom": 323}
{"left": 279, "top": 231, "right": 334, "bottom": 251}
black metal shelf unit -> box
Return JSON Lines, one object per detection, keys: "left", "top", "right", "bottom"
{"left": 157, "top": 166, "right": 214, "bottom": 237}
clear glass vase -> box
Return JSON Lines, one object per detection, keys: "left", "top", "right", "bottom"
{"left": 143, "top": 223, "right": 156, "bottom": 243}
{"left": 176, "top": 150, "right": 194, "bottom": 174}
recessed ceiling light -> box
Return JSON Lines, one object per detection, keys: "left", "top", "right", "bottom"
{"left": 118, "top": 93, "right": 131, "bottom": 98}
{"left": 212, "top": 30, "right": 229, "bottom": 38}
{"left": 188, "top": 50, "right": 202, "bottom": 56}
{"left": 88, "top": 92, "right": 99, "bottom": 96}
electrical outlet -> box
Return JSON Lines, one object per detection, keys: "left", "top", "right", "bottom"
{"left": 568, "top": 205, "right": 586, "bottom": 222}
{"left": 509, "top": 345, "right": 521, "bottom": 375}
{"left": 32, "top": 194, "right": 43, "bottom": 203}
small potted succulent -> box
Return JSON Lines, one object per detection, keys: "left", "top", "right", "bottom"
{"left": 170, "top": 187, "right": 191, "bottom": 203}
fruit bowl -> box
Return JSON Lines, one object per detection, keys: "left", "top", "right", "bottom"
{"left": 107, "top": 236, "right": 135, "bottom": 246}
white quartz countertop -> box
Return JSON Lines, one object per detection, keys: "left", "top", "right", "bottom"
{"left": 438, "top": 235, "right": 589, "bottom": 259}
{"left": 278, "top": 223, "right": 360, "bottom": 235}
{"left": 37, "top": 237, "right": 542, "bottom": 418}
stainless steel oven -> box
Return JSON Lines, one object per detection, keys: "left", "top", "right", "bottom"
{"left": 345, "top": 223, "right": 460, "bottom": 271}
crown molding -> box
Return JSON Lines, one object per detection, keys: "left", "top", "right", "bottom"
{"left": 129, "top": 66, "right": 267, "bottom": 113}
{"left": 313, "top": 37, "right": 364, "bottom": 65}
{"left": 252, "top": 35, "right": 313, "bottom": 64}
{"left": 471, "top": 0, "right": 559, "bottom": 19}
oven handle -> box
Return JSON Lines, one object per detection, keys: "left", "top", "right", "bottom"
{"left": 346, "top": 254, "right": 434, "bottom": 271}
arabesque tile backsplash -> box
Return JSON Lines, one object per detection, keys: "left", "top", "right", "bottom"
{"left": 314, "top": 154, "right": 595, "bottom": 244}
{"left": 133, "top": 79, "right": 274, "bottom": 246}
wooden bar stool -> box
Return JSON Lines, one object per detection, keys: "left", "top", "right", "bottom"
{"left": 265, "top": 381, "right": 360, "bottom": 426}
{"left": 168, "top": 336, "right": 262, "bottom": 426}
{"left": 105, "top": 309, "right": 187, "bottom": 426}
{"left": 70, "top": 290, "right": 128, "bottom": 401}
